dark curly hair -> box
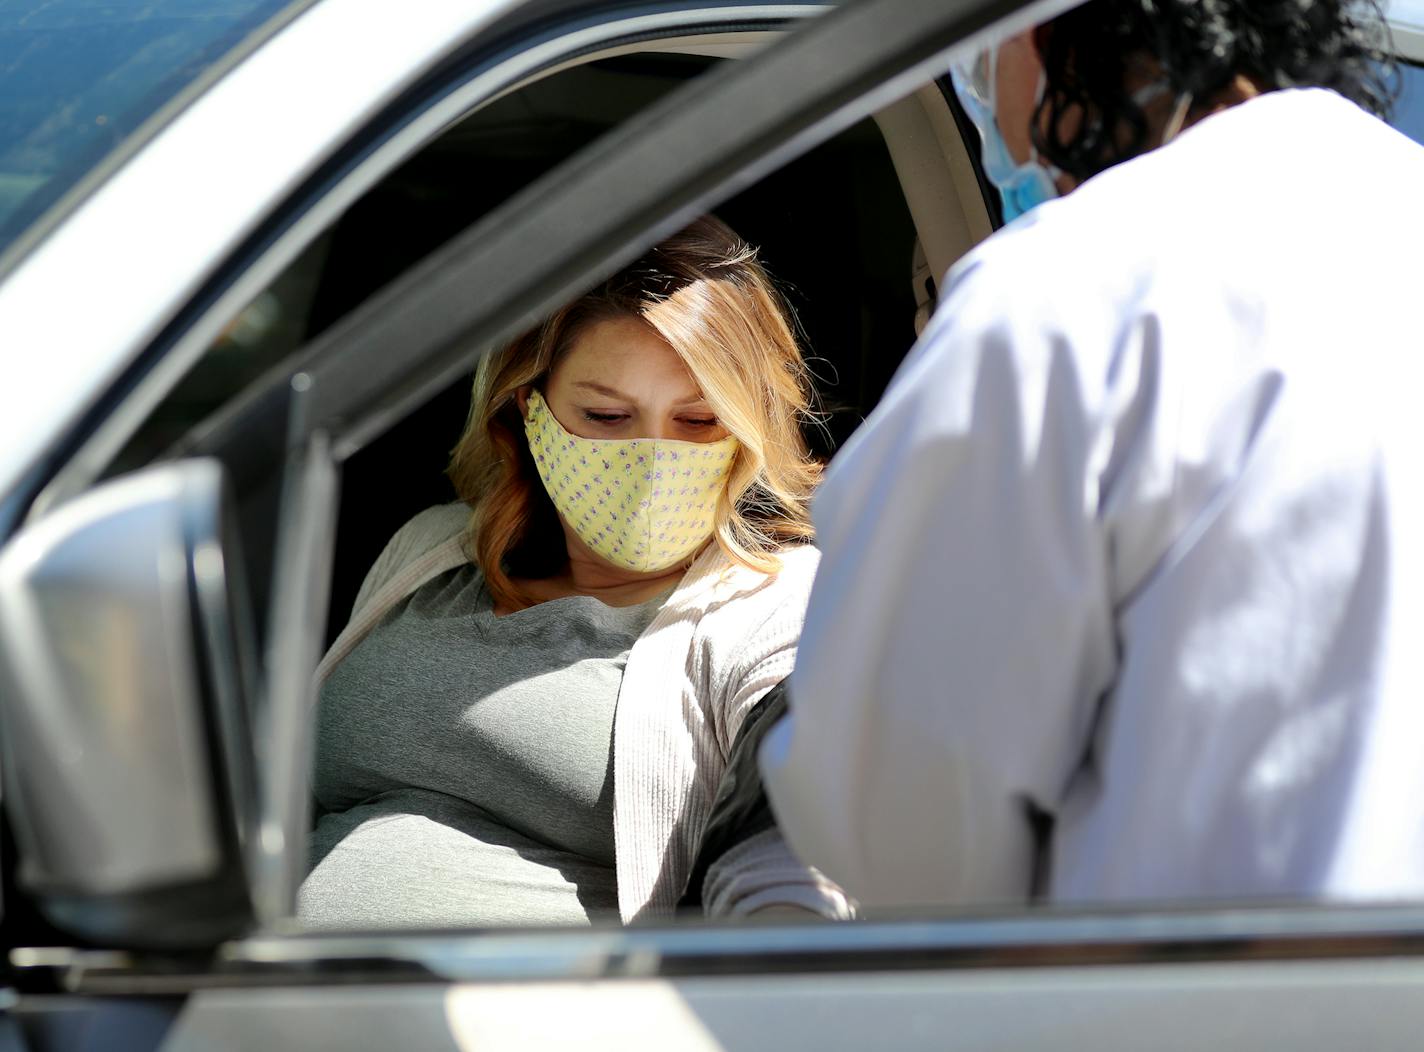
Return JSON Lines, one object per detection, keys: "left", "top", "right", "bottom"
{"left": 1034, "top": 0, "right": 1398, "bottom": 181}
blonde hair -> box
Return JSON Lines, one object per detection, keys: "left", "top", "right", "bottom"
{"left": 448, "top": 215, "right": 821, "bottom": 611}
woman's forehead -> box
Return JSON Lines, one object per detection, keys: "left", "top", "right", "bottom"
{"left": 555, "top": 316, "right": 704, "bottom": 400}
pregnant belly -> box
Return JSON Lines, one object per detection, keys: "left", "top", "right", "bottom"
{"left": 298, "top": 789, "right": 619, "bottom": 930}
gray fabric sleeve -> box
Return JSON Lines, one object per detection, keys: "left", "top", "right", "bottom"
{"left": 702, "top": 828, "right": 855, "bottom": 918}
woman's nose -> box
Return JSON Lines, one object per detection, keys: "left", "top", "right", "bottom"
{"left": 637, "top": 415, "right": 681, "bottom": 441}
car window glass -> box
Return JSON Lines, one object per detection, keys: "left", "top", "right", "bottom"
{"left": 0, "top": 0, "right": 297, "bottom": 261}
{"left": 1392, "top": 61, "right": 1424, "bottom": 144}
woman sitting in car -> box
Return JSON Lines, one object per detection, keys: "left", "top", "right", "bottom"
{"left": 299, "top": 216, "right": 852, "bottom": 928}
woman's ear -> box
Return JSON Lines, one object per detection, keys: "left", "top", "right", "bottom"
{"left": 516, "top": 386, "right": 532, "bottom": 418}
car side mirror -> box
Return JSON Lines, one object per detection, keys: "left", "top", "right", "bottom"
{"left": 0, "top": 459, "right": 258, "bottom": 948}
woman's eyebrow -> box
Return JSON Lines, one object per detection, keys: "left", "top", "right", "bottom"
{"left": 573, "top": 381, "right": 630, "bottom": 399}
{"left": 573, "top": 380, "right": 709, "bottom": 406}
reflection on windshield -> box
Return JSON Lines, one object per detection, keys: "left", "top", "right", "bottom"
{"left": 0, "top": 0, "right": 294, "bottom": 262}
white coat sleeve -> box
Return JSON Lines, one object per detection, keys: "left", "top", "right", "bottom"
{"left": 760, "top": 256, "right": 1122, "bottom": 911}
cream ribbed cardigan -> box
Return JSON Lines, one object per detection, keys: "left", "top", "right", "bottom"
{"left": 315, "top": 503, "right": 852, "bottom": 922}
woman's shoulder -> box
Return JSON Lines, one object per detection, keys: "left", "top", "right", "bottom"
{"left": 688, "top": 544, "right": 820, "bottom": 719}
{"left": 353, "top": 502, "right": 472, "bottom": 613}
{"left": 694, "top": 542, "right": 820, "bottom": 624}
{"left": 392, "top": 502, "right": 471, "bottom": 550}
{"left": 376, "top": 502, "right": 471, "bottom": 575}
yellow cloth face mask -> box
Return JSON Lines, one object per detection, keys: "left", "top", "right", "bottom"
{"left": 524, "top": 389, "right": 739, "bottom": 573}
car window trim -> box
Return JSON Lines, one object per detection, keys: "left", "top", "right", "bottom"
{"left": 16, "top": 901, "right": 1424, "bottom": 992}
{"left": 252, "top": 421, "right": 339, "bottom": 925}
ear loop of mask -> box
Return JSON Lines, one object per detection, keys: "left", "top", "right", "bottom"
{"left": 958, "top": 51, "right": 1194, "bottom": 223}
{"left": 984, "top": 45, "right": 1064, "bottom": 180}
{"left": 1161, "top": 91, "right": 1195, "bottom": 145}
{"left": 1029, "top": 69, "right": 1067, "bottom": 186}
{"left": 1029, "top": 73, "right": 1188, "bottom": 189}
{"left": 1131, "top": 80, "right": 1195, "bottom": 147}
{"left": 952, "top": 46, "right": 1065, "bottom": 222}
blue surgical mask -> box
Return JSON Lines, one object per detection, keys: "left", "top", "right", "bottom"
{"left": 952, "top": 46, "right": 1192, "bottom": 225}
{"left": 950, "top": 50, "right": 1062, "bottom": 224}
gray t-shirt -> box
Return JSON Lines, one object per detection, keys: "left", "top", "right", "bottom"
{"left": 299, "top": 563, "right": 666, "bottom": 929}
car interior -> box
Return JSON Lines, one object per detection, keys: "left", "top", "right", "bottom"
{"left": 322, "top": 53, "right": 917, "bottom": 636}
{"left": 108, "top": 37, "right": 994, "bottom": 660}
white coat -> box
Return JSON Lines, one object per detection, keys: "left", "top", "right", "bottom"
{"left": 761, "top": 89, "right": 1424, "bottom": 910}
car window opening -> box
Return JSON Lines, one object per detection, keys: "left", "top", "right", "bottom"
{"left": 104, "top": 43, "right": 930, "bottom": 935}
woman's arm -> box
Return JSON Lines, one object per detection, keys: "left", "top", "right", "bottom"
{"left": 702, "top": 827, "right": 854, "bottom": 918}
{"left": 685, "top": 680, "right": 855, "bottom": 918}
{"left": 696, "top": 571, "right": 856, "bottom": 920}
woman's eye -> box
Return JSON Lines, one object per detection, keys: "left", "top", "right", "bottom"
{"left": 582, "top": 410, "right": 628, "bottom": 424}
{"left": 681, "top": 417, "right": 718, "bottom": 429}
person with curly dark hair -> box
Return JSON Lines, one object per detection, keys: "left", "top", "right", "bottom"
{"left": 762, "top": 0, "right": 1424, "bottom": 911}
{"left": 1036, "top": 0, "right": 1397, "bottom": 184}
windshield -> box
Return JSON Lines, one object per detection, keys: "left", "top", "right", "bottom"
{"left": 0, "top": 0, "right": 297, "bottom": 263}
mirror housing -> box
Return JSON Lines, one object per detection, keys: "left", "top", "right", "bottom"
{"left": 0, "top": 459, "right": 258, "bottom": 948}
